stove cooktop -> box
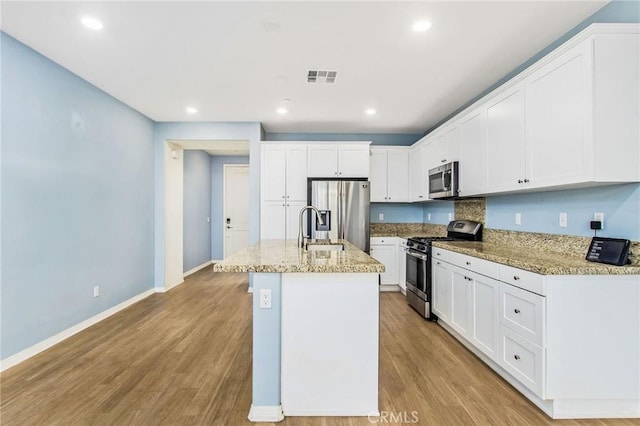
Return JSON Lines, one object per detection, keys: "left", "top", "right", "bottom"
{"left": 407, "top": 236, "right": 455, "bottom": 244}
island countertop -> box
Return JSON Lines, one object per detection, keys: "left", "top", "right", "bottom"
{"left": 212, "top": 239, "right": 385, "bottom": 273}
{"left": 432, "top": 241, "right": 640, "bottom": 275}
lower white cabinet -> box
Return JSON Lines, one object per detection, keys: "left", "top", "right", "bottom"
{"left": 370, "top": 237, "right": 397, "bottom": 286}
{"left": 432, "top": 246, "right": 640, "bottom": 419}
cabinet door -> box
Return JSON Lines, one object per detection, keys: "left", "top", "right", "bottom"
{"left": 410, "top": 144, "right": 428, "bottom": 201}
{"left": 432, "top": 259, "right": 452, "bottom": 322}
{"left": 370, "top": 244, "right": 397, "bottom": 284}
{"left": 338, "top": 146, "right": 370, "bottom": 177}
{"left": 386, "top": 150, "right": 410, "bottom": 202}
{"left": 285, "top": 146, "right": 308, "bottom": 200}
{"left": 369, "top": 149, "right": 388, "bottom": 202}
{"left": 262, "top": 145, "right": 287, "bottom": 201}
{"left": 485, "top": 83, "right": 527, "bottom": 193}
{"left": 450, "top": 267, "right": 472, "bottom": 337}
{"left": 471, "top": 273, "right": 500, "bottom": 361}
{"left": 459, "top": 109, "right": 487, "bottom": 196}
{"left": 397, "top": 239, "right": 407, "bottom": 291}
{"left": 261, "top": 201, "right": 286, "bottom": 239}
{"left": 307, "top": 146, "right": 339, "bottom": 177}
{"left": 285, "top": 201, "right": 307, "bottom": 241}
{"left": 526, "top": 40, "right": 592, "bottom": 188}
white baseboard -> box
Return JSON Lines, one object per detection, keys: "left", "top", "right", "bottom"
{"left": 0, "top": 288, "right": 156, "bottom": 372}
{"left": 183, "top": 260, "right": 213, "bottom": 277}
{"left": 379, "top": 284, "right": 401, "bottom": 292}
{"left": 248, "top": 404, "right": 284, "bottom": 422}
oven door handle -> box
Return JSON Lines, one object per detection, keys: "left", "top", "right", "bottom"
{"left": 405, "top": 249, "right": 428, "bottom": 261}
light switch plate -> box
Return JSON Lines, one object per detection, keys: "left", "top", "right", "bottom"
{"left": 515, "top": 213, "right": 522, "bottom": 225}
{"left": 559, "top": 212, "right": 568, "bottom": 228}
{"left": 259, "top": 289, "right": 272, "bottom": 309}
{"left": 378, "top": 213, "right": 384, "bottom": 221}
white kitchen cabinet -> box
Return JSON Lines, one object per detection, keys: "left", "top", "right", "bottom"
{"left": 261, "top": 144, "right": 308, "bottom": 240}
{"left": 432, "top": 246, "right": 640, "bottom": 418}
{"left": 485, "top": 82, "right": 527, "bottom": 193}
{"left": 458, "top": 108, "right": 487, "bottom": 197}
{"left": 370, "top": 237, "right": 397, "bottom": 286}
{"left": 370, "top": 147, "right": 410, "bottom": 202}
{"left": 396, "top": 238, "right": 407, "bottom": 293}
{"left": 410, "top": 142, "right": 429, "bottom": 201}
{"left": 307, "top": 143, "right": 370, "bottom": 178}
{"left": 426, "top": 125, "right": 461, "bottom": 172}
{"left": 432, "top": 258, "right": 452, "bottom": 322}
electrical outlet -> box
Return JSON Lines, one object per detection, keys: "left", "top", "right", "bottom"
{"left": 594, "top": 212, "right": 604, "bottom": 229}
{"left": 559, "top": 212, "right": 568, "bottom": 228}
{"left": 515, "top": 213, "right": 522, "bottom": 225}
{"left": 448, "top": 213, "right": 453, "bottom": 221}
{"left": 259, "top": 289, "right": 272, "bottom": 309}
{"left": 93, "top": 286, "right": 100, "bottom": 298}
{"left": 427, "top": 213, "right": 432, "bottom": 221}
{"left": 378, "top": 213, "right": 384, "bottom": 221}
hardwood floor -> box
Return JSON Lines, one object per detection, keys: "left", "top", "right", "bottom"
{"left": 0, "top": 269, "right": 635, "bottom": 425}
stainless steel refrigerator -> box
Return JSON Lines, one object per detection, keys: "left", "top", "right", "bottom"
{"left": 307, "top": 179, "right": 370, "bottom": 253}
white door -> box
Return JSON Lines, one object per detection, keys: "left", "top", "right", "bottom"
{"left": 338, "top": 146, "right": 370, "bottom": 177}
{"left": 370, "top": 244, "right": 397, "bottom": 285}
{"left": 369, "top": 149, "right": 388, "bottom": 202}
{"left": 224, "top": 164, "right": 250, "bottom": 257}
{"left": 386, "top": 150, "right": 410, "bottom": 202}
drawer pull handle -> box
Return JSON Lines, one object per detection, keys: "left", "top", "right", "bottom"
{"left": 514, "top": 355, "right": 521, "bottom": 360}
{"left": 466, "top": 261, "right": 471, "bottom": 265}
{"left": 513, "top": 276, "right": 520, "bottom": 281}
{"left": 514, "top": 309, "right": 521, "bottom": 314}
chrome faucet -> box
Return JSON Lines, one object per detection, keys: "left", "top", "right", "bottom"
{"left": 298, "top": 206, "right": 325, "bottom": 248}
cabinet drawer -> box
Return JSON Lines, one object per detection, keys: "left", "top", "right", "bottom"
{"left": 499, "top": 325, "right": 544, "bottom": 397}
{"left": 499, "top": 283, "right": 545, "bottom": 346}
{"left": 370, "top": 237, "right": 395, "bottom": 245}
{"left": 498, "top": 264, "right": 544, "bottom": 295}
{"left": 432, "top": 248, "right": 497, "bottom": 279}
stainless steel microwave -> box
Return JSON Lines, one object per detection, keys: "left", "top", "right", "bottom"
{"left": 428, "top": 161, "right": 459, "bottom": 199}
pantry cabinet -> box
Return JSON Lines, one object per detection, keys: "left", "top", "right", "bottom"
{"left": 370, "top": 147, "right": 410, "bottom": 202}
{"left": 260, "top": 144, "right": 308, "bottom": 240}
{"left": 307, "top": 143, "right": 370, "bottom": 178}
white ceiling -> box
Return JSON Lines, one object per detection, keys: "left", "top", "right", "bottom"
{"left": 1, "top": 1, "right": 608, "bottom": 134}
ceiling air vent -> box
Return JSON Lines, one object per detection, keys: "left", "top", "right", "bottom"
{"left": 307, "top": 70, "right": 337, "bottom": 83}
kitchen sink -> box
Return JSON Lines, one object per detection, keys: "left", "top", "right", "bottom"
{"left": 305, "top": 243, "right": 345, "bottom": 251}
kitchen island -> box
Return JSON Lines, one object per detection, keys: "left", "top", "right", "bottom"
{"left": 213, "top": 240, "right": 384, "bottom": 422}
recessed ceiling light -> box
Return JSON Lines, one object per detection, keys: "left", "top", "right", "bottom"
{"left": 81, "top": 16, "right": 104, "bottom": 31}
{"left": 276, "top": 108, "right": 288, "bottom": 115}
{"left": 412, "top": 20, "right": 432, "bottom": 32}
{"left": 365, "top": 108, "right": 376, "bottom": 115}
{"left": 186, "top": 107, "right": 198, "bottom": 114}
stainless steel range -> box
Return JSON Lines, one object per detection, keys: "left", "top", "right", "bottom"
{"left": 405, "top": 220, "right": 482, "bottom": 320}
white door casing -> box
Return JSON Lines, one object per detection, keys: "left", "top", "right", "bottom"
{"left": 224, "top": 164, "right": 250, "bottom": 258}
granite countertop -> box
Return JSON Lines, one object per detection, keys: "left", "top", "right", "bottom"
{"left": 212, "top": 239, "right": 385, "bottom": 273}
{"left": 432, "top": 241, "right": 640, "bottom": 276}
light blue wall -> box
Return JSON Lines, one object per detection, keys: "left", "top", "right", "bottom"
{"left": 423, "top": 201, "right": 455, "bottom": 225}
{"left": 210, "top": 156, "right": 250, "bottom": 260}
{"left": 1, "top": 33, "right": 155, "bottom": 359}
{"left": 487, "top": 184, "right": 640, "bottom": 240}
{"left": 252, "top": 273, "right": 282, "bottom": 406}
{"left": 183, "top": 150, "right": 212, "bottom": 272}
{"left": 265, "top": 132, "right": 421, "bottom": 146}
{"left": 370, "top": 203, "right": 424, "bottom": 223}
{"left": 153, "top": 123, "right": 261, "bottom": 287}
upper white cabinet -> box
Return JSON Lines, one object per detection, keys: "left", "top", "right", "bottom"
{"left": 307, "top": 143, "right": 370, "bottom": 178}
{"left": 485, "top": 82, "right": 527, "bottom": 193}
{"left": 458, "top": 108, "right": 487, "bottom": 197}
{"left": 426, "top": 125, "right": 461, "bottom": 171}
{"left": 261, "top": 144, "right": 308, "bottom": 240}
{"left": 410, "top": 141, "right": 429, "bottom": 201}
{"left": 420, "top": 25, "right": 640, "bottom": 198}
{"left": 370, "top": 147, "right": 410, "bottom": 202}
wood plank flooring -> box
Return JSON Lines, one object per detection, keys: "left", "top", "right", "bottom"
{"left": 1, "top": 268, "right": 636, "bottom": 425}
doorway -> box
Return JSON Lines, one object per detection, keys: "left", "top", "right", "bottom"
{"left": 223, "top": 165, "right": 250, "bottom": 258}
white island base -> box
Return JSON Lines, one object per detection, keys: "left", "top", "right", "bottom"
{"left": 281, "top": 273, "right": 379, "bottom": 417}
